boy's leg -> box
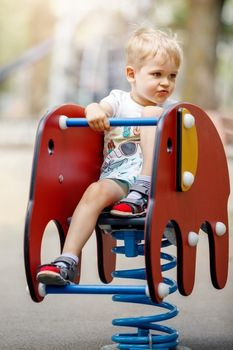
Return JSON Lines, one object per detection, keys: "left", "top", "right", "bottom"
{"left": 37, "top": 179, "right": 127, "bottom": 285}
{"left": 111, "top": 106, "right": 162, "bottom": 217}
{"left": 62, "top": 179, "right": 127, "bottom": 256}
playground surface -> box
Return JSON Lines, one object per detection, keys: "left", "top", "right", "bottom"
{"left": 0, "top": 146, "right": 232, "bottom": 350}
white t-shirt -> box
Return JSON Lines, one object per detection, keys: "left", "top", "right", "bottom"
{"left": 99, "top": 89, "right": 144, "bottom": 185}
{"left": 99, "top": 89, "right": 175, "bottom": 185}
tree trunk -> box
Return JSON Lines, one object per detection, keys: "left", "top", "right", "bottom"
{"left": 181, "top": 0, "right": 225, "bottom": 109}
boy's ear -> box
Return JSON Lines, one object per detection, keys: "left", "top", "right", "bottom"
{"left": 126, "top": 65, "right": 136, "bottom": 83}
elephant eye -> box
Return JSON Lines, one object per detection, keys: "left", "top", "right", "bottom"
{"left": 48, "top": 139, "right": 55, "bottom": 155}
{"left": 167, "top": 138, "right": 173, "bottom": 153}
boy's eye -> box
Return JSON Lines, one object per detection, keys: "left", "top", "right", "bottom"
{"left": 170, "top": 73, "right": 177, "bottom": 79}
{"left": 152, "top": 72, "right": 161, "bottom": 77}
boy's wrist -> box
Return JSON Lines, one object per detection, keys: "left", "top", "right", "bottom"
{"left": 85, "top": 103, "right": 102, "bottom": 117}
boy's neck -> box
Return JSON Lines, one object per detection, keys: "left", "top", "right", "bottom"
{"left": 130, "top": 91, "right": 157, "bottom": 107}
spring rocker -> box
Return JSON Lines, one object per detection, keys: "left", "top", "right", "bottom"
{"left": 24, "top": 102, "right": 230, "bottom": 349}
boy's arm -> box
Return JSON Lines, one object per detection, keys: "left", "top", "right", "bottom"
{"left": 85, "top": 102, "right": 113, "bottom": 131}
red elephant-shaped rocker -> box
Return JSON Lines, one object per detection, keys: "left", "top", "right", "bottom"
{"left": 24, "top": 102, "right": 230, "bottom": 349}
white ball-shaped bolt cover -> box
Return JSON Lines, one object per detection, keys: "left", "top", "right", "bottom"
{"left": 184, "top": 113, "right": 195, "bottom": 129}
{"left": 215, "top": 222, "right": 226, "bottom": 236}
{"left": 158, "top": 282, "right": 170, "bottom": 299}
{"left": 145, "top": 285, "right": 150, "bottom": 297}
{"left": 188, "top": 231, "right": 199, "bottom": 246}
{"left": 59, "top": 115, "right": 68, "bottom": 129}
{"left": 183, "top": 171, "right": 195, "bottom": 187}
{"left": 38, "top": 283, "right": 46, "bottom": 297}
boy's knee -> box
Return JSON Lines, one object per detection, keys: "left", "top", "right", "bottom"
{"left": 142, "top": 105, "right": 163, "bottom": 117}
{"left": 85, "top": 181, "right": 109, "bottom": 201}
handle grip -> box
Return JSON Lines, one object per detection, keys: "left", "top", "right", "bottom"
{"left": 59, "top": 116, "right": 159, "bottom": 129}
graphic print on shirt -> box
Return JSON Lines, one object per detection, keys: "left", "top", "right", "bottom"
{"left": 99, "top": 90, "right": 144, "bottom": 184}
{"left": 123, "top": 126, "right": 131, "bottom": 137}
{"left": 133, "top": 126, "right": 140, "bottom": 136}
{"left": 101, "top": 139, "right": 142, "bottom": 182}
{"left": 107, "top": 139, "right": 115, "bottom": 154}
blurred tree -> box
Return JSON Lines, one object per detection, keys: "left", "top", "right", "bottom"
{"left": 0, "top": 0, "right": 30, "bottom": 65}
{"left": 181, "top": 0, "right": 226, "bottom": 109}
{"left": 27, "top": 1, "right": 55, "bottom": 116}
{"left": 0, "top": 0, "right": 55, "bottom": 118}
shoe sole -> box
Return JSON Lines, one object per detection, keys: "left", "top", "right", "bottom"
{"left": 36, "top": 271, "right": 69, "bottom": 285}
{"left": 110, "top": 209, "right": 147, "bottom": 217}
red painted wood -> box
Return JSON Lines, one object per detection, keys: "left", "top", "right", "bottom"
{"left": 24, "top": 102, "right": 230, "bottom": 305}
{"left": 145, "top": 103, "right": 230, "bottom": 302}
{"left": 95, "top": 225, "right": 116, "bottom": 284}
{"left": 24, "top": 104, "right": 105, "bottom": 302}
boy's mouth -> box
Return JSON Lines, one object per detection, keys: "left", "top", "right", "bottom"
{"left": 157, "top": 90, "right": 169, "bottom": 96}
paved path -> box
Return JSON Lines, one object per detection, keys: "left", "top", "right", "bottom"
{"left": 0, "top": 147, "right": 232, "bottom": 350}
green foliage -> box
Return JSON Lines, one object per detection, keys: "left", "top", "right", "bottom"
{"left": 0, "top": 0, "right": 31, "bottom": 65}
{"left": 221, "top": 0, "right": 233, "bottom": 37}
{"left": 171, "top": 0, "right": 189, "bottom": 28}
{"left": 0, "top": 0, "right": 54, "bottom": 66}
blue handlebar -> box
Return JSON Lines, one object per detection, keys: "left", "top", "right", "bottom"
{"left": 65, "top": 117, "right": 159, "bottom": 127}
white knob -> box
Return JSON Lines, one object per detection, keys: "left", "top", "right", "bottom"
{"left": 59, "top": 115, "right": 68, "bottom": 129}
{"left": 215, "top": 222, "right": 226, "bottom": 236}
{"left": 183, "top": 171, "right": 195, "bottom": 187}
{"left": 184, "top": 113, "right": 195, "bottom": 128}
{"left": 145, "top": 285, "right": 150, "bottom": 297}
{"left": 188, "top": 231, "right": 199, "bottom": 246}
{"left": 158, "top": 282, "right": 169, "bottom": 299}
{"left": 38, "top": 283, "right": 46, "bottom": 297}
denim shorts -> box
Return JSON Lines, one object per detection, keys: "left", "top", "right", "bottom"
{"left": 110, "top": 178, "right": 130, "bottom": 198}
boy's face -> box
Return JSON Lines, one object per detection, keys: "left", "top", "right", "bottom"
{"left": 127, "top": 53, "right": 179, "bottom": 106}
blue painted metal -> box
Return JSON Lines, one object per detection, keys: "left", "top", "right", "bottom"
{"left": 46, "top": 284, "right": 146, "bottom": 295}
{"left": 110, "top": 230, "right": 179, "bottom": 349}
{"left": 65, "top": 117, "right": 159, "bottom": 127}
{"left": 45, "top": 227, "right": 179, "bottom": 349}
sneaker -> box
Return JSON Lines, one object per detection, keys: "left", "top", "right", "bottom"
{"left": 36, "top": 256, "right": 78, "bottom": 285}
{"left": 110, "top": 184, "right": 149, "bottom": 217}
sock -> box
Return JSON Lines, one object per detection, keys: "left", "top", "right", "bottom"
{"left": 127, "top": 175, "right": 151, "bottom": 200}
{"left": 55, "top": 253, "right": 79, "bottom": 268}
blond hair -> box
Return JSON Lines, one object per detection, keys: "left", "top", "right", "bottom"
{"left": 126, "top": 27, "right": 182, "bottom": 69}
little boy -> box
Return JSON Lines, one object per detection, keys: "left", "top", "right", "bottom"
{"left": 37, "top": 27, "right": 182, "bottom": 285}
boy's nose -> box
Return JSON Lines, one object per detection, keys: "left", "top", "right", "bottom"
{"left": 160, "top": 78, "right": 169, "bottom": 86}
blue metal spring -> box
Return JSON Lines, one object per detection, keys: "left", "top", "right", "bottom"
{"left": 44, "top": 229, "right": 179, "bottom": 349}
{"left": 110, "top": 229, "right": 179, "bottom": 350}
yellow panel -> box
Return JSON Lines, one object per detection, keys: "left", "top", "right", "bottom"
{"left": 181, "top": 108, "right": 198, "bottom": 191}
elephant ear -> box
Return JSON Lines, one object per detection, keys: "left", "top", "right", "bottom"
{"left": 145, "top": 103, "right": 230, "bottom": 303}
{"left": 24, "top": 104, "right": 104, "bottom": 302}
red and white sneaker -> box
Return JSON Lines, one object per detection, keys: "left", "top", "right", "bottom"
{"left": 36, "top": 257, "right": 78, "bottom": 285}
{"left": 110, "top": 184, "right": 148, "bottom": 217}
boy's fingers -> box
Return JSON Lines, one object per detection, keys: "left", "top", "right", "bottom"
{"left": 88, "top": 122, "right": 98, "bottom": 131}
{"left": 87, "top": 115, "right": 109, "bottom": 131}
{"left": 104, "top": 119, "right": 110, "bottom": 131}
{"left": 94, "top": 118, "right": 108, "bottom": 131}
{"left": 90, "top": 120, "right": 105, "bottom": 131}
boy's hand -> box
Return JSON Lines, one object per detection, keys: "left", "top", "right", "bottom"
{"left": 85, "top": 103, "right": 110, "bottom": 131}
